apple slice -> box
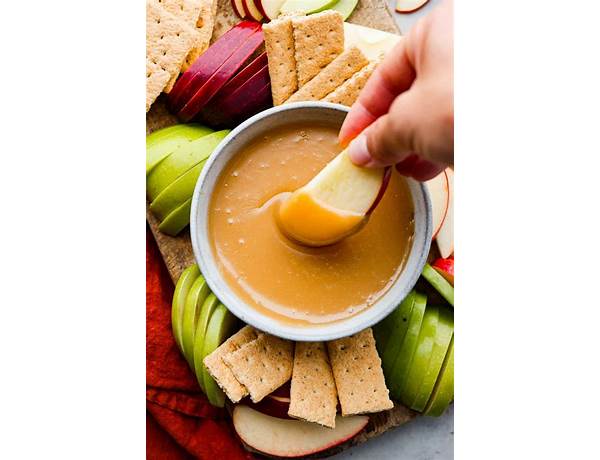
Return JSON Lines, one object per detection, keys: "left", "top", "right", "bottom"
{"left": 158, "top": 198, "right": 192, "bottom": 236}
{"left": 343, "top": 23, "right": 401, "bottom": 60}
{"left": 332, "top": 0, "right": 359, "bottom": 20}
{"left": 193, "top": 293, "right": 220, "bottom": 392}
{"left": 432, "top": 257, "right": 454, "bottom": 286}
{"left": 258, "top": 0, "right": 286, "bottom": 19}
{"left": 424, "top": 336, "right": 454, "bottom": 417}
{"left": 233, "top": 405, "right": 369, "bottom": 457}
{"left": 248, "top": 395, "right": 291, "bottom": 419}
{"left": 231, "top": 0, "right": 247, "bottom": 18}
{"left": 421, "top": 264, "right": 454, "bottom": 307}
{"left": 202, "top": 304, "right": 238, "bottom": 407}
{"left": 181, "top": 275, "right": 211, "bottom": 367}
{"left": 436, "top": 168, "right": 453, "bottom": 258}
{"left": 243, "top": 0, "right": 264, "bottom": 21}
{"left": 278, "top": 149, "right": 390, "bottom": 247}
{"left": 171, "top": 265, "right": 201, "bottom": 355}
{"left": 425, "top": 170, "right": 449, "bottom": 239}
{"left": 147, "top": 130, "right": 230, "bottom": 202}
{"left": 279, "top": 0, "right": 339, "bottom": 15}
{"left": 178, "top": 29, "right": 265, "bottom": 122}
{"left": 146, "top": 125, "right": 213, "bottom": 175}
{"left": 169, "top": 21, "right": 262, "bottom": 112}
{"left": 396, "top": 0, "right": 429, "bottom": 13}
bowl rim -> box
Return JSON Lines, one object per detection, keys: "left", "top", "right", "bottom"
{"left": 190, "top": 101, "right": 432, "bottom": 341}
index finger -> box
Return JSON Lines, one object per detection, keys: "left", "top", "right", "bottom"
{"left": 338, "top": 38, "right": 416, "bottom": 146}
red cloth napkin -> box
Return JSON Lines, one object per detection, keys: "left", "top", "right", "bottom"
{"left": 147, "top": 226, "right": 253, "bottom": 460}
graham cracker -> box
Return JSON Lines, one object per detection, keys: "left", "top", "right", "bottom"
{"left": 288, "top": 342, "right": 338, "bottom": 428}
{"left": 146, "top": 1, "right": 199, "bottom": 108}
{"left": 264, "top": 17, "right": 297, "bottom": 106}
{"left": 286, "top": 46, "right": 368, "bottom": 103}
{"left": 323, "top": 59, "right": 379, "bottom": 106}
{"left": 147, "top": 61, "right": 173, "bottom": 112}
{"left": 223, "top": 333, "right": 294, "bottom": 403}
{"left": 327, "top": 328, "right": 393, "bottom": 416}
{"left": 182, "top": 0, "right": 218, "bottom": 71}
{"left": 292, "top": 11, "right": 344, "bottom": 87}
{"left": 203, "top": 326, "right": 262, "bottom": 403}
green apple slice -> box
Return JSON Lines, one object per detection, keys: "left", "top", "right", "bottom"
{"left": 146, "top": 125, "right": 213, "bottom": 175}
{"left": 388, "top": 291, "right": 427, "bottom": 400}
{"left": 374, "top": 291, "right": 416, "bottom": 379}
{"left": 422, "top": 263, "right": 454, "bottom": 306}
{"left": 201, "top": 304, "right": 237, "bottom": 407}
{"left": 181, "top": 276, "right": 211, "bottom": 367}
{"left": 279, "top": 0, "right": 339, "bottom": 15}
{"left": 424, "top": 336, "right": 454, "bottom": 417}
{"left": 331, "top": 0, "right": 359, "bottom": 19}
{"left": 158, "top": 199, "right": 192, "bottom": 236}
{"left": 192, "top": 293, "right": 220, "bottom": 392}
{"left": 398, "top": 305, "right": 439, "bottom": 408}
{"left": 412, "top": 306, "right": 454, "bottom": 411}
{"left": 171, "top": 264, "right": 201, "bottom": 354}
{"left": 147, "top": 130, "right": 229, "bottom": 201}
{"left": 149, "top": 159, "right": 207, "bottom": 221}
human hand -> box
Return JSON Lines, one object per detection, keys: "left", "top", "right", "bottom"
{"left": 339, "top": 0, "right": 454, "bottom": 181}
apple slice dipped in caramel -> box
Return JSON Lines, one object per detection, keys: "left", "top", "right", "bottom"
{"left": 278, "top": 149, "right": 390, "bottom": 247}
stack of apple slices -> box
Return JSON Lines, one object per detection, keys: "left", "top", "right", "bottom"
{"left": 168, "top": 21, "right": 272, "bottom": 127}
{"left": 146, "top": 124, "right": 230, "bottom": 236}
{"left": 426, "top": 168, "right": 454, "bottom": 258}
{"left": 172, "top": 264, "right": 239, "bottom": 407}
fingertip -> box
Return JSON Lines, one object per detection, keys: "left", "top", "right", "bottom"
{"left": 347, "top": 134, "right": 371, "bottom": 166}
{"left": 339, "top": 103, "right": 377, "bottom": 146}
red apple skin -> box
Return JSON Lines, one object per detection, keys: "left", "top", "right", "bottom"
{"left": 178, "top": 30, "right": 265, "bottom": 121}
{"left": 395, "top": 0, "right": 430, "bottom": 13}
{"left": 242, "top": 0, "right": 264, "bottom": 21}
{"left": 270, "top": 381, "right": 290, "bottom": 398}
{"left": 366, "top": 166, "right": 392, "bottom": 215}
{"left": 168, "top": 21, "right": 261, "bottom": 112}
{"left": 433, "top": 257, "right": 454, "bottom": 286}
{"left": 246, "top": 397, "right": 291, "bottom": 419}
{"left": 231, "top": 0, "right": 246, "bottom": 18}
{"left": 255, "top": 0, "right": 268, "bottom": 19}
{"left": 429, "top": 170, "right": 450, "bottom": 239}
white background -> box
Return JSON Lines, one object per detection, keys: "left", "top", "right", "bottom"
{"left": 1, "top": 0, "right": 600, "bottom": 459}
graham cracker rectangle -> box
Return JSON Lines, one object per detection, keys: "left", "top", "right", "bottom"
{"left": 223, "top": 333, "right": 294, "bottom": 403}
{"left": 323, "top": 59, "right": 379, "bottom": 106}
{"left": 264, "top": 17, "right": 297, "bottom": 106}
{"left": 288, "top": 342, "right": 338, "bottom": 428}
{"left": 203, "top": 326, "right": 262, "bottom": 403}
{"left": 286, "top": 46, "right": 369, "bottom": 103}
{"left": 147, "top": 61, "right": 173, "bottom": 112}
{"left": 327, "top": 328, "right": 393, "bottom": 415}
{"left": 182, "top": 0, "right": 218, "bottom": 71}
{"left": 292, "top": 10, "right": 344, "bottom": 87}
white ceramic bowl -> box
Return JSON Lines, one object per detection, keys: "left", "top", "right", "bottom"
{"left": 190, "top": 102, "right": 432, "bottom": 341}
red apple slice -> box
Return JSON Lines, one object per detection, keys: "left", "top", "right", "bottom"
{"left": 436, "top": 168, "right": 453, "bottom": 258}
{"left": 243, "top": 0, "right": 264, "bottom": 21}
{"left": 278, "top": 149, "right": 390, "bottom": 247}
{"left": 233, "top": 405, "right": 369, "bottom": 457}
{"left": 395, "top": 0, "right": 429, "bottom": 13}
{"left": 178, "top": 30, "right": 265, "bottom": 121}
{"left": 426, "top": 170, "right": 449, "bottom": 239}
{"left": 247, "top": 394, "right": 291, "bottom": 419}
{"left": 168, "top": 21, "right": 261, "bottom": 112}
{"left": 232, "top": 0, "right": 247, "bottom": 18}
{"left": 258, "top": 0, "right": 286, "bottom": 19}
{"left": 432, "top": 257, "right": 454, "bottom": 286}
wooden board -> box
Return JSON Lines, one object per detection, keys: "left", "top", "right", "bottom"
{"left": 146, "top": 1, "right": 423, "bottom": 457}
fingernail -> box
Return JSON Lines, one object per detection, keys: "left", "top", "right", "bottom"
{"left": 347, "top": 134, "right": 371, "bottom": 166}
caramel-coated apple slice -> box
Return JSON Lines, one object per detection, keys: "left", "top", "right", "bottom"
{"left": 278, "top": 149, "right": 390, "bottom": 247}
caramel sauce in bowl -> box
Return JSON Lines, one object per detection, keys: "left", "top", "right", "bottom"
{"left": 190, "top": 102, "right": 432, "bottom": 341}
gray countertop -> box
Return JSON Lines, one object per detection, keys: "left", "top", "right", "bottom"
{"left": 333, "top": 2, "right": 454, "bottom": 458}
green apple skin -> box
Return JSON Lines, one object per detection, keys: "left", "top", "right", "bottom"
{"left": 147, "top": 130, "right": 229, "bottom": 201}
{"left": 181, "top": 276, "right": 211, "bottom": 367}
{"left": 171, "top": 264, "right": 201, "bottom": 354}
{"left": 422, "top": 264, "right": 454, "bottom": 306}
{"left": 388, "top": 292, "right": 427, "bottom": 400}
{"left": 412, "top": 306, "right": 454, "bottom": 411}
{"left": 424, "top": 336, "right": 454, "bottom": 416}
{"left": 375, "top": 291, "right": 416, "bottom": 380}
{"left": 201, "top": 304, "right": 237, "bottom": 407}
{"left": 331, "top": 0, "right": 359, "bottom": 19}
{"left": 398, "top": 305, "right": 440, "bottom": 408}
{"left": 280, "top": 0, "right": 339, "bottom": 15}
{"left": 158, "top": 199, "right": 192, "bottom": 236}
{"left": 146, "top": 125, "right": 213, "bottom": 176}
{"left": 192, "top": 293, "right": 220, "bottom": 392}
{"left": 150, "top": 159, "right": 207, "bottom": 221}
